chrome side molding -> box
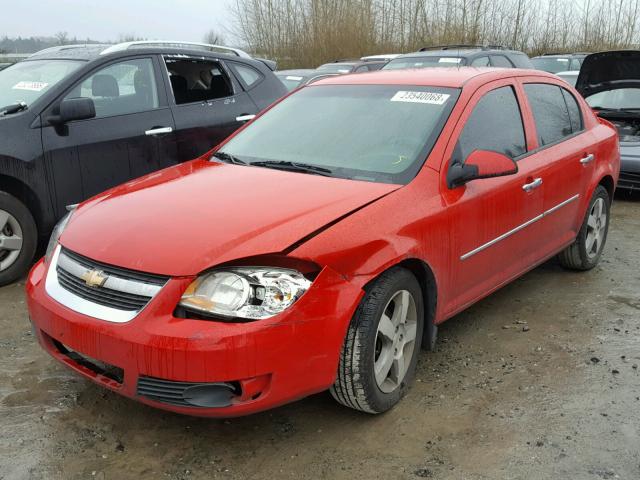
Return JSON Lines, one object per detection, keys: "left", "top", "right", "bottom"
{"left": 461, "top": 194, "right": 580, "bottom": 260}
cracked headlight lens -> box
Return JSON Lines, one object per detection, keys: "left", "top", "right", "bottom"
{"left": 179, "top": 267, "right": 312, "bottom": 320}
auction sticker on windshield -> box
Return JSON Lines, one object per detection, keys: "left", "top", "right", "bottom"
{"left": 12, "top": 81, "right": 49, "bottom": 92}
{"left": 391, "top": 91, "right": 451, "bottom": 105}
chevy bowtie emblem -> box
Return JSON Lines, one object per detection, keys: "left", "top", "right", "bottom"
{"left": 81, "top": 269, "right": 108, "bottom": 288}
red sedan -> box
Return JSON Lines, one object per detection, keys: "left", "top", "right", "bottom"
{"left": 26, "top": 68, "right": 619, "bottom": 417}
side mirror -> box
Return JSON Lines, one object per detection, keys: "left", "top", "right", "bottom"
{"left": 49, "top": 97, "right": 96, "bottom": 125}
{"left": 447, "top": 150, "right": 518, "bottom": 189}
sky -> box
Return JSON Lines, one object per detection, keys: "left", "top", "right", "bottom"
{"left": 1, "top": 0, "right": 236, "bottom": 43}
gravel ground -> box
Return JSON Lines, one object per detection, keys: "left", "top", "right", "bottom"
{"left": 1, "top": 193, "right": 638, "bottom": 480}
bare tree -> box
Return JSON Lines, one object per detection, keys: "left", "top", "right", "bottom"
{"left": 203, "top": 29, "right": 225, "bottom": 45}
{"left": 231, "top": 0, "right": 640, "bottom": 69}
{"left": 54, "top": 31, "right": 69, "bottom": 46}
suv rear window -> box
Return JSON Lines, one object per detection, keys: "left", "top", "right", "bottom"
{"left": 524, "top": 83, "right": 575, "bottom": 146}
{"left": 456, "top": 86, "right": 527, "bottom": 162}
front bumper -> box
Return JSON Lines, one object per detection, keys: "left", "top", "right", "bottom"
{"left": 26, "top": 259, "right": 362, "bottom": 417}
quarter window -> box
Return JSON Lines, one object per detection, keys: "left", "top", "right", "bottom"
{"left": 562, "top": 88, "right": 583, "bottom": 133}
{"left": 524, "top": 83, "right": 573, "bottom": 146}
{"left": 229, "top": 63, "right": 263, "bottom": 88}
{"left": 65, "top": 58, "right": 159, "bottom": 118}
{"left": 491, "top": 56, "right": 513, "bottom": 68}
{"left": 470, "top": 56, "right": 490, "bottom": 67}
{"left": 456, "top": 86, "right": 527, "bottom": 163}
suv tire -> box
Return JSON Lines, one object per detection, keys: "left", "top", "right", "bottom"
{"left": 0, "top": 191, "right": 37, "bottom": 286}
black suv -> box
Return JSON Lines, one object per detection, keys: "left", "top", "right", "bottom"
{"left": 383, "top": 45, "right": 533, "bottom": 70}
{"left": 0, "top": 41, "right": 287, "bottom": 285}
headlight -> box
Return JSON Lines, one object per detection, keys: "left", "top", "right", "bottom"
{"left": 45, "top": 205, "right": 77, "bottom": 263}
{"left": 179, "top": 267, "right": 312, "bottom": 320}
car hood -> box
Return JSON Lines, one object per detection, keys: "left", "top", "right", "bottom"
{"left": 59, "top": 160, "right": 400, "bottom": 276}
{"left": 576, "top": 50, "right": 640, "bottom": 98}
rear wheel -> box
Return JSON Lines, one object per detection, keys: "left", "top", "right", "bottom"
{"left": 0, "top": 191, "right": 37, "bottom": 286}
{"left": 558, "top": 185, "right": 610, "bottom": 271}
{"left": 330, "top": 267, "right": 424, "bottom": 414}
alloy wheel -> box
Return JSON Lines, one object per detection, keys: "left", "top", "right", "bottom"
{"left": 585, "top": 198, "right": 607, "bottom": 259}
{"left": 374, "top": 290, "right": 418, "bottom": 394}
{"left": 0, "top": 209, "right": 23, "bottom": 272}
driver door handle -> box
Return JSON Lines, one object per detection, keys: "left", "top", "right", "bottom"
{"left": 580, "top": 153, "right": 595, "bottom": 165}
{"left": 145, "top": 127, "right": 173, "bottom": 136}
{"left": 522, "top": 177, "right": 543, "bottom": 192}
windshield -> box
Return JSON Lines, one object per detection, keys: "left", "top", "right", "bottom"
{"left": 383, "top": 57, "right": 466, "bottom": 70}
{"left": 586, "top": 88, "right": 640, "bottom": 110}
{"left": 0, "top": 59, "right": 83, "bottom": 109}
{"left": 531, "top": 57, "right": 578, "bottom": 73}
{"left": 316, "top": 64, "right": 355, "bottom": 74}
{"left": 216, "top": 84, "right": 460, "bottom": 184}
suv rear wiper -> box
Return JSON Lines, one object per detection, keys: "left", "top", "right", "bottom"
{"left": 0, "top": 102, "right": 27, "bottom": 116}
{"left": 211, "top": 151, "right": 248, "bottom": 166}
{"left": 249, "top": 160, "right": 333, "bottom": 177}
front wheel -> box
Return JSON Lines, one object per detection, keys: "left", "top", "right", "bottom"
{"left": 330, "top": 267, "right": 424, "bottom": 414}
{"left": 558, "top": 185, "right": 610, "bottom": 271}
{"left": 0, "top": 191, "right": 37, "bottom": 286}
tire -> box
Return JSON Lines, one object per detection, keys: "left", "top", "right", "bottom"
{"left": 0, "top": 191, "right": 37, "bottom": 286}
{"left": 330, "top": 267, "right": 424, "bottom": 414}
{"left": 558, "top": 185, "right": 610, "bottom": 271}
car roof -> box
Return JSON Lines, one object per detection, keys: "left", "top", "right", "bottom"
{"left": 25, "top": 43, "right": 255, "bottom": 63}
{"left": 26, "top": 44, "right": 110, "bottom": 61}
{"left": 532, "top": 53, "right": 588, "bottom": 59}
{"left": 395, "top": 48, "right": 522, "bottom": 60}
{"left": 276, "top": 69, "right": 316, "bottom": 76}
{"left": 311, "top": 67, "right": 556, "bottom": 88}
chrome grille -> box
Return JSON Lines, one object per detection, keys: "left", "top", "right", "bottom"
{"left": 45, "top": 245, "right": 169, "bottom": 323}
{"left": 56, "top": 266, "right": 151, "bottom": 311}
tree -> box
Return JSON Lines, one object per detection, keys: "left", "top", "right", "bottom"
{"left": 54, "top": 31, "right": 69, "bottom": 46}
{"left": 203, "top": 29, "right": 225, "bottom": 45}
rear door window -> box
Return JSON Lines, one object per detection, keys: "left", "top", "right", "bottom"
{"left": 164, "top": 57, "right": 234, "bottom": 105}
{"left": 524, "top": 83, "right": 573, "bottom": 146}
{"left": 456, "top": 86, "right": 527, "bottom": 163}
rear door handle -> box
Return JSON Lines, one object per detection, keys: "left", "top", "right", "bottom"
{"left": 145, "top": 127, "right": 173, "bottom": 136}
{"left": 522, "top": 177, "right": 543, "bottom": 192}
{"left": 580, "top": 153, "right": 595, "bottom": 165}
{"left": 236, "top": 114, "right": 256, "bottom": 122}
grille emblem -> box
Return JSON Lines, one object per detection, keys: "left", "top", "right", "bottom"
{"left": 81, "top": 269, "right": 108, "bottom": 288}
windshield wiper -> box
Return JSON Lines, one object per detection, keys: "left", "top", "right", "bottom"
{"left": 211, "top": 151, "right": 248, "bottom": 165}
{"left": 0, "top": 102, "right": 27, "bottom": 116}
{"left": 249, "top": 160, "right": 333, "bottom": 177}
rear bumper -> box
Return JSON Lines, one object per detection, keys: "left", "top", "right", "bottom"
{"left": 617, "top": 171, "right": 640, "bottom": 191}
{"left": 26, "top": 259, "right": 362, "bottom": 417}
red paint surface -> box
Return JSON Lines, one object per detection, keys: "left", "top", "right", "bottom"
{"left": 27, "top": 68, "right": 620, "bottom": 417}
